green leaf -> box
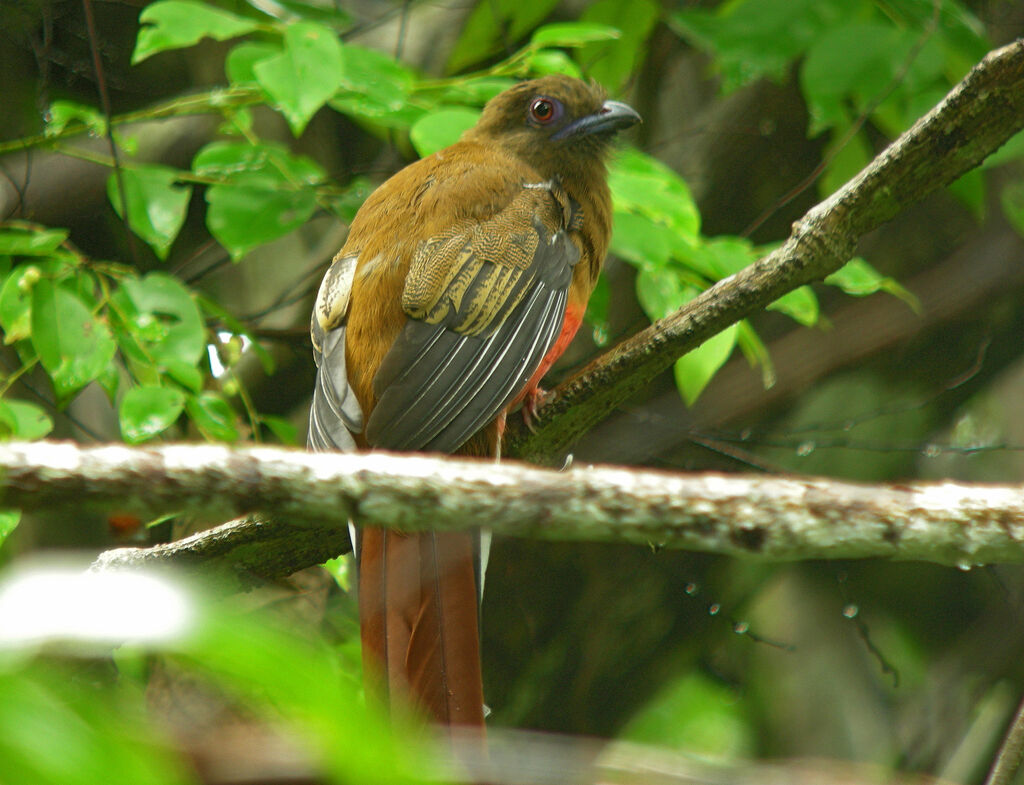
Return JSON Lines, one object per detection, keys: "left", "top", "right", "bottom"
{"left": 119, "top": 385, "right": 186, "bottom": 443}
{"left": 678, "top": 236, "right": 757, "bottom": 280}
{"left": 801, "top": 23, "right": 905, "bottom": 135}
{"left": 253, "top": 22, "right": 344, "bottom": 135}
{"left": 225, "top": 41, "right": 280, "bottom": 83}
{"left": 622, "top": 671, "right": 753, "bottom": 757}
{"left": 110, "top": 273, "right": 206, "bottom": 368}
{"left": 30, "top": 279, "right": 117, "bottom": 401}
{"left": 261, "top": 414, "right": 298, "bottom": 445}
{"left": 328, "top": 177, "right": 372, "bottom": 223}
{"left": 0, "top": 226, "right": 69, "bottom": 256}
{"left": 0, "top": 509, "right": 19, "bottom": 545}
{"left": 329, "top": 46, "right": 419, "bottom": 127}
{"left": 674, "top": 322, "right": 738, "bottom": 406}
{"left": 825, "top": 257, "right": 919, "bottom": 310}
{"left": 528, "top": 49, "right": 582, "bottom": 78}
{"left": 107, "top": 165, "right": 192, "bottom": 260}
{"left": 0, "top": 399, "right": 53, "bottom": 440}
{"left": 1001, "top": 180, "right": 1024, "bottom": 237}
{"left": 193, "top": 141, "right": 325, "bottom": 183}
{"left": 164, "top": 360, "right": 203, "bottom": 393}
{"left": 194, "top": 142, "right": 323, "bottom": 259}
{"left": 530, "top": 22, "right": 621, "bottom": 48}
{"left": 635, "top": 267, "right": 693, "bottom": 322}
{"left": 132, "top": 0, "right": 259, "bottom": 64}
{"left": 186, "top": 391, "right": 239, "bottom": 442}
{"left": 447, "top": 0, "right": 560, "bottom": 73}
{"left": 0, "top": 265, "right": 41, "bottom": 343}
{"left": 409, "top": 108, "right": 480, "bottom": 157}
{"left": 736, "top": 319, "right": 775, "bottom": 389}
{"left": 44, "top": 100, "right": 106, "bottom": 137}
{"left": 672, "top": 0, "right": 852, "bottom": 92}
{"left": 610, "top": 148, "right": 700, "bottom": 239}
{"left": 438, "top": 77, "right": 518, "bottom": 105}
{"left": 338, "top": 45, "right": 416, "bottom": 110}
{"left": 578, "top": 0, "right": 659, "bottom": 89}
{"left": 611, "top": 211, "right": 672, "bottom": 269}
{"left": 767, "top": 285, "right": 819, "bottom": 326}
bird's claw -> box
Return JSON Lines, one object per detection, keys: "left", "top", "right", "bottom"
{"left": 521, "top": 386, "right": 548, "bottom": 433}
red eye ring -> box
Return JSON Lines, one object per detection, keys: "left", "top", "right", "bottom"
{"left": 529, "top": 97, "right": 557, "bottom": 124}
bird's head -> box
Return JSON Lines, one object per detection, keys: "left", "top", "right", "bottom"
{"left": 464, "top": 75, "right": 641, "bottom": 176}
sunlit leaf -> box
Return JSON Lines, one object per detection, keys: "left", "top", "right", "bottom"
{"left": 675, "top": 322, "right": 739, "bottom": 406}
{"left": 119, "top": 385, "right": 186, "bottom": 443}
{"left": 0, "top": 509, "right": 20, "bottom": 545}
{"left": 610, "top": 148, "right": 700, "bottom": 239}
{"left": 767, "top": 285, "right": 819, "bottom": 326}
{"left": 578, "top": 0, "right": 658, "bottom": 88}
{"left": 338, "top": 44, "right": 415, "bottom": 111}
{"left": 107, "top": 165, "right": 192, "bottom": 260}
{"left": 225, "top": 41, "right": 279, "bottom": 83}
{"left": 530, "top": 22, "right": 621, "bottom": 48}
{"left": 447, "top": 0, "right": 560, "bottom": 73}
{"left": 186, "top": 391, "right": 239, "bottom": 442}
{"left": 110, "top": 273, "right": 206, "bottom": 368}
{"left": 132, "top": 0, "right": 259, "bottom": 63}
{"left": 825, "top": 257, "right": 919, "bottom": 310}
{"left": 671, "top": 0, "right": 856, "bottom": 92}
{"left": 611, "top": 211, "right": 672, "bottom": 268}
{"left": 635, "top": 267, "right": 692, "bottom": 321}
{"left": 30, "top": 279, "right": 116, "bottom": 401}
{"left": 194, "top": 142, "right": 323, "bottom": 259}
{"left": 622, "top": 671, "right": 754, "bottom": 757}
{"left": 253, "top": 22, "right": 344, "bottom": 135}
{"left": 0, "top": 226, "right": 69, "bottom": 256}
{"left": 1000, "top": 180, "right": 1024, "bottom": 237}
{"left": 528, "top": 49, "right": 582, "bottom": 78}
{"left": 0, "top": 265, "right": 40, "bottom": 343}
{"left": 409, "top": 108, "right": 480, "bottom": 156}
{"left": 438, "top": 77, "right": 517, "bottom": 105}
{"left": 0, "top": 399, "right": 54, "bottom": 440}
{"left": 261, "top": 414, "right": 298, "bottom": 445}
{"left": 44, "top": 101, "right": 106, "bottom": 137}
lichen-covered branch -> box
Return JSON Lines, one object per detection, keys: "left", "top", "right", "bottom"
{"left": 505, "top": 39, "right": 1024, "bottom": 462}
{"left": 1, "top": 442, "right": 1022, "bottom": 576}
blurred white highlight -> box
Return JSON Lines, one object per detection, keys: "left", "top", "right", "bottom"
{"left": 0, "top": 565, "right": 192, "bottom": 648}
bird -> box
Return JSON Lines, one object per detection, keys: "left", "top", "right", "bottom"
{"left": 308, "top": 75, "right": 640, "bottom": 730}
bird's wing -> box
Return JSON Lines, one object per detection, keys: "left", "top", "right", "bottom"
{"left": 367, "top": 183, "right": 579, "bottom": 452}
{"left": 308, "top": 251, "right": 363, "bottom": 452}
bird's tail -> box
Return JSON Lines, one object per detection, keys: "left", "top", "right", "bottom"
{"left": 358, "top": 527, "right": 486, "bottom": 728}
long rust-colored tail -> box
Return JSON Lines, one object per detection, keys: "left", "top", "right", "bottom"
{"left": 358, "top": 527, "right": 485, "bottom": 728}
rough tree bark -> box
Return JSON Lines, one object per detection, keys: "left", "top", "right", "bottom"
{"left": 0, "top": 442, "right": 1021, "bottom": 582}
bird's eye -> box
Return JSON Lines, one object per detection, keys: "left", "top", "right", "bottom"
{"left": 529, "top": 97, "right": 561, "bottom": 125}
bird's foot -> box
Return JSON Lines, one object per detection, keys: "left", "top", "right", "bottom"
{"left": 521, "top": 386, "right": 548, "bottom": 433}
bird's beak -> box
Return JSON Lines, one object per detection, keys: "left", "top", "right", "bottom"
{"left": 553, "top": 100, "right": 642, "bottom": 140}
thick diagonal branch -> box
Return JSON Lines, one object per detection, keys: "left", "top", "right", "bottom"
{"left": 505, "top": 39, "right": 1024, "bottom": 463}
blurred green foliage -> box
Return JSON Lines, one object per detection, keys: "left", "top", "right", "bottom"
{"left": 0, "top": 569, "right": 434, "bottom": 785}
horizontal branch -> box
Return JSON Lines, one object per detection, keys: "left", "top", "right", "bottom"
{"left": 506, "top": 39, "right": 1024, "bottom": 462}
{"left": 1, "top": 442, "right": 1022, "bottom": 575}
